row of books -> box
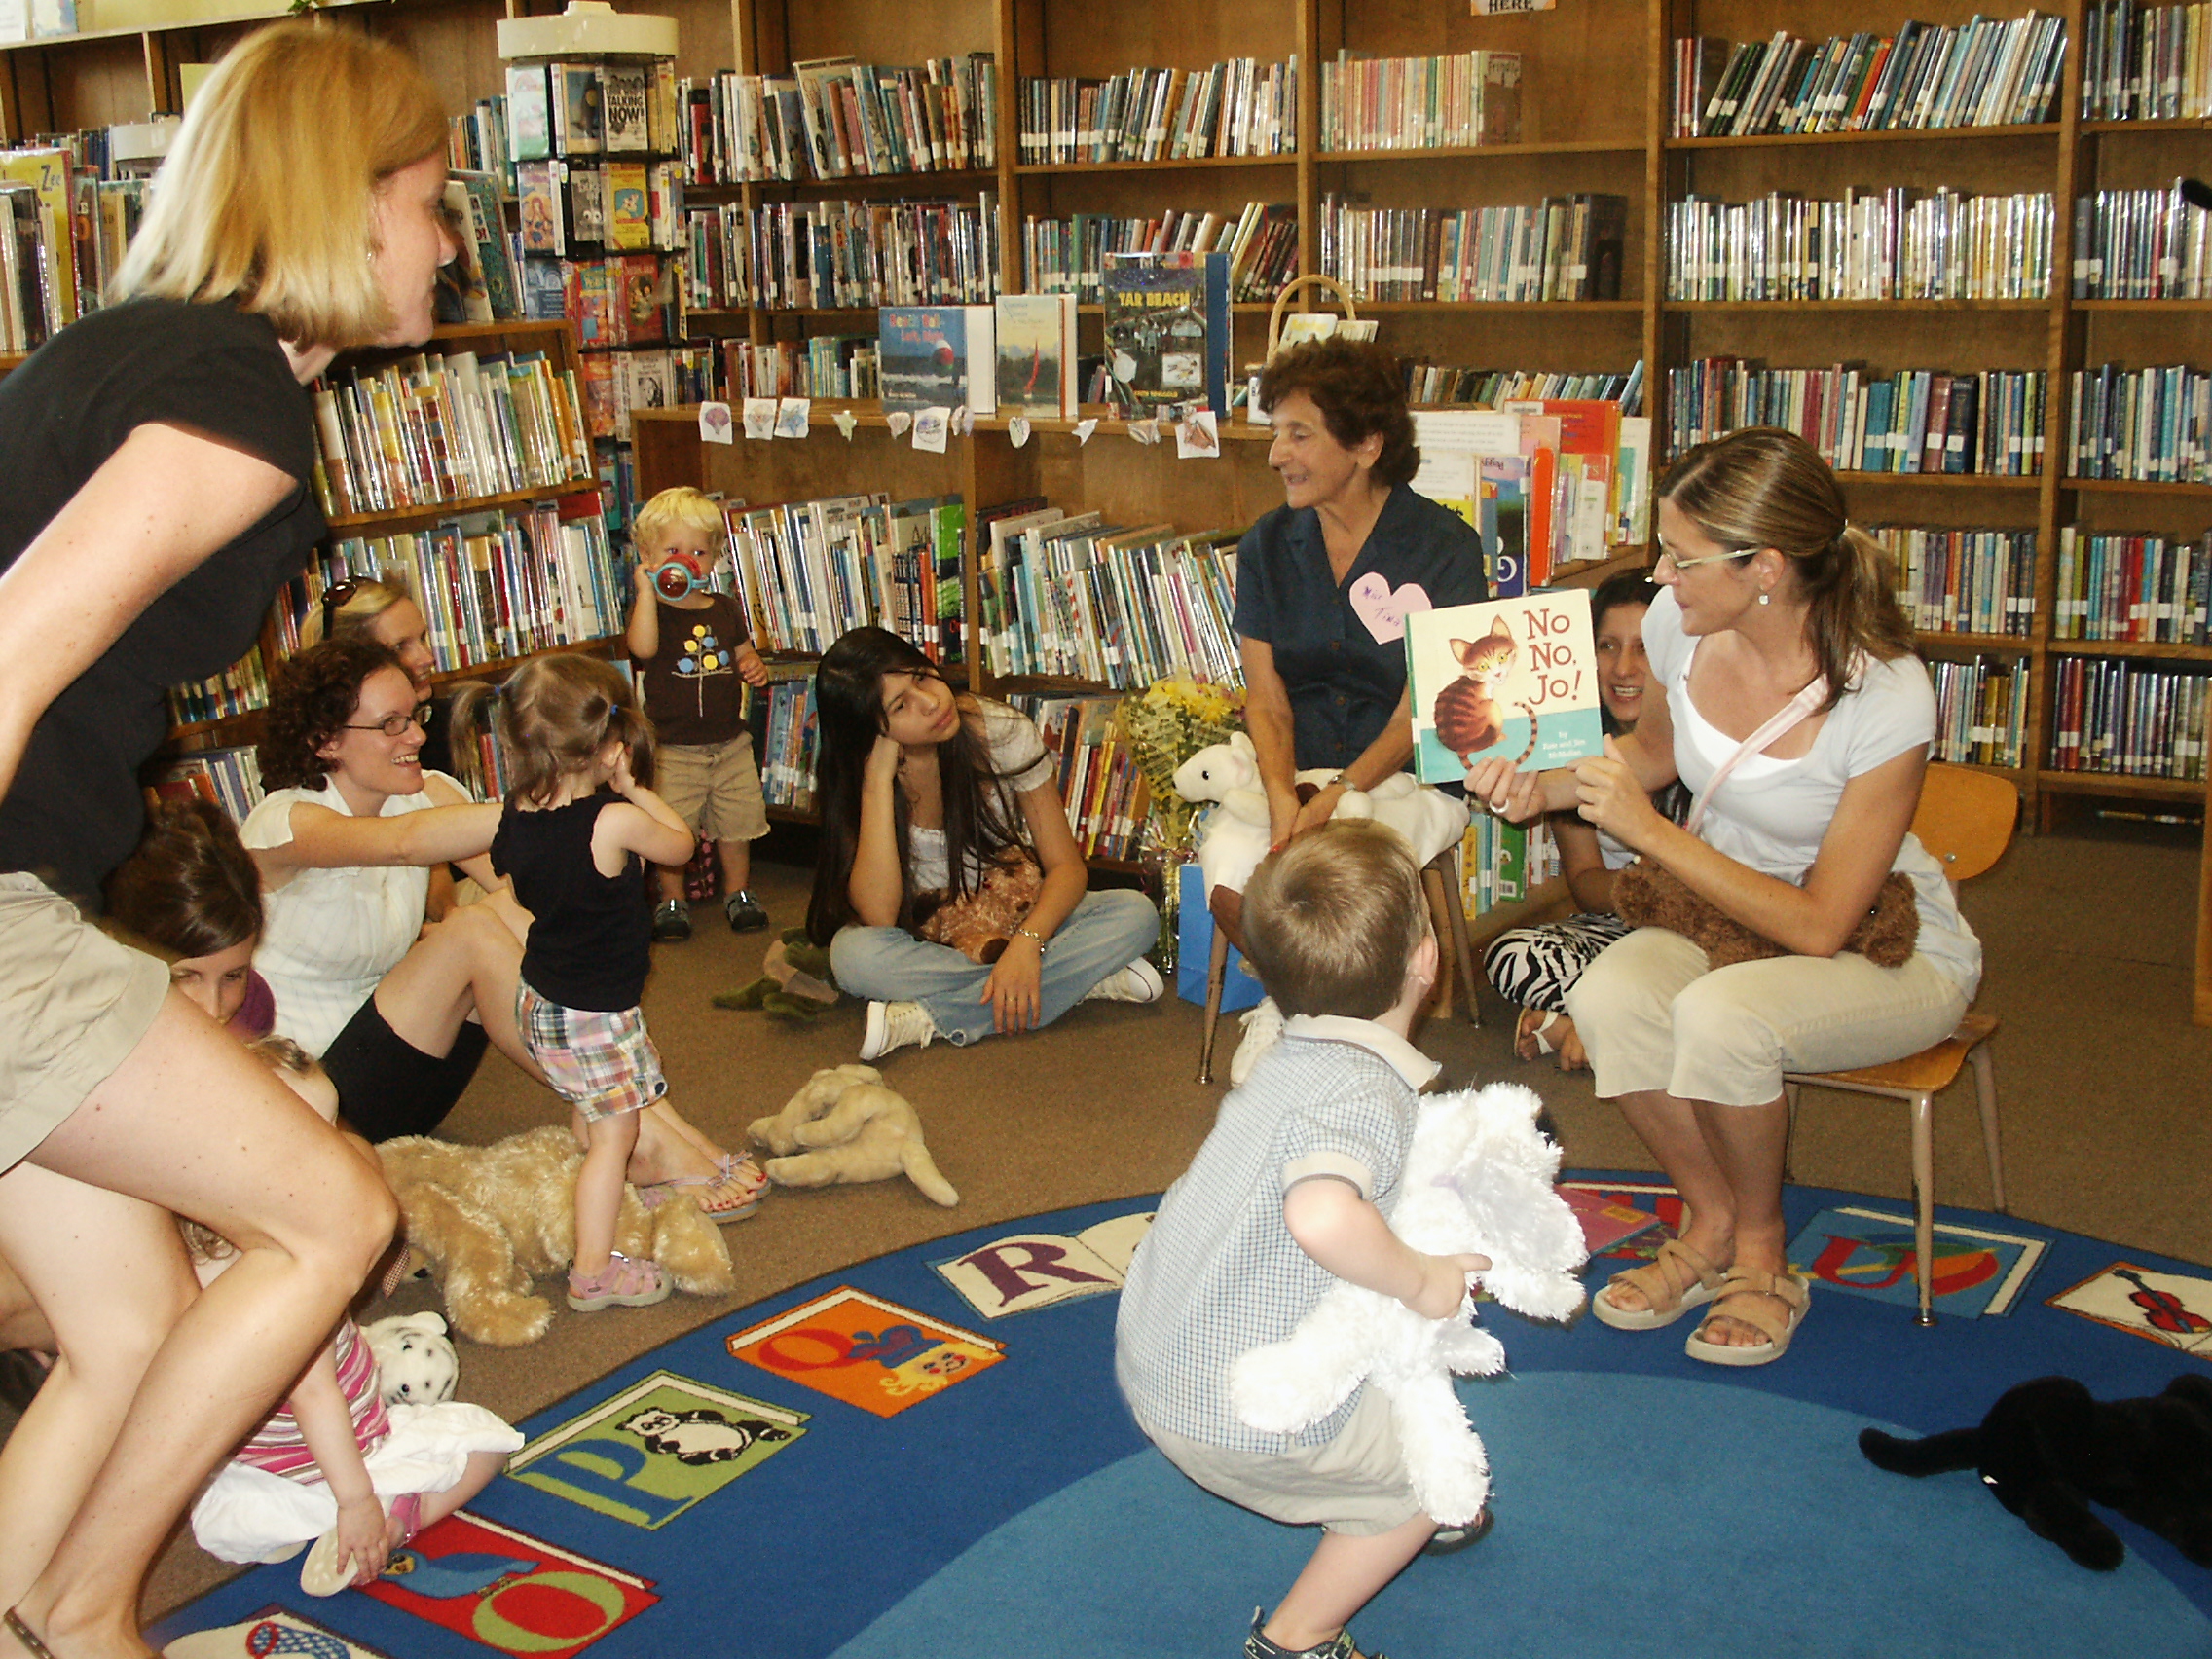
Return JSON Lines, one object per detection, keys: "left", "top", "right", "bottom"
{"left": 447, "top": 94, "right": 515, "bottom": 195}
{"left": 1875, "top": 526, "right": 2041, "bottom": 637}
{"left": 2054, "top": 527, "right": 2212, "bottom": 642}
{"left": 1455, "top": 810, "right": 1561, "bottom": 921}
{"left": 1930, "top": 657, "right": 2030, "bottom": 769}
{"left": 1410, "top": 402, "right": 1652, "bottom": 581}
{"left": 576, "top": 345, "right": 711, "bottom": 443}
{"left": 1017, "top": 58, "right": 1297, "bottom": 166}
{"left": 1667, "top": 361, "right": 2048, "bottom": 477}
{"left": 310, "top": 349, "right": 595, "bottom": 521}
{"left": 1003, "top": 693, "right": 1147, "bottom": 862}
{"left": 2071, "top": 185, "right": 2212, "bottom": 299}
{"left": 2080, "top": 1, "right": 2212, "bottom": 120}
{"left": 515, "top": 158, "right": 687, "bottom": 259}
{"left": 714, "top": 335, "right": 881, "bottom": 403}
{"left": 977, "top": 509, "right": 1243, "bottom": 689}
{"left": 731, "top": 195, "right": 1000, "bottom": 312}
{"left": 1399, "top": 362, "right": 1644, "bottom": 415}
{"left": 720, "top": 492, "right": 965, "bottom": 664}
{"left": 2068, "top": 363, "right": 2212, "bottom": 483}
{"left": 1316, "top": 195, "right": 1626, "bottom": 305}
{"left": 1317, "top": 48, "right": 1522, "bottom": 153}
{"left": 165, "top": 647, "right": 269, "bottom": 730}
{"left": 756, "top": 677, "right": 821, "bottom": 813}
{"left": 0, "top": 146, "right": 82, "bottom": 351}
{"left": 436, "top": 172, "right": 526, "bottom": 328}
{"left": 1672, "top": 13, "right": 2067, "bottom": 139}
{"left": 149, "top": 746, "right": 267, "bottom": 825}
{"left": 525, "top": 256, "right": 675, "bottom": 350}
{"left": 2048, "top": 655, "right": 2210, "bottom": 778}
{"left": 1020, "top": 203, "right": 1297, "bottom": 306}
{"left": 675, "top": 56, "right": 998, "bottom": 186}
{"left": 1666, "top": 190, "right": 2054, "bottom": 303}
{"left": 507, "top": 58, "right": 682, "bottom": 163}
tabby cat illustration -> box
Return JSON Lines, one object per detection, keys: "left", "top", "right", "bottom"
{"left": 1433, "top": 618, "right": 1539, "bottom": 765}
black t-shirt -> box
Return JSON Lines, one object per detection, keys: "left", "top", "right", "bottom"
{"left": 629, "top": 591, "right": 749, "bottom": 748}
{"left": 492, "top": 793, "right": 650, "bottom": 1012}
{"left": 0, "top": 299, "right": 325, "bottom": 905}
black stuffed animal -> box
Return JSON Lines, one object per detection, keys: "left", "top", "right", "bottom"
{"left": 1859, "top": 1374, "right": 2212, "bottom": 1571}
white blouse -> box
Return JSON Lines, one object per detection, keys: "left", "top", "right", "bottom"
{"left": 239, "top": 773, "right": 461, "bottom": 1056}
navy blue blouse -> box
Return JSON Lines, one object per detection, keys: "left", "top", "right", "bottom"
{"left": 1233, "top": 482, "right": 1489, "bottom": 771}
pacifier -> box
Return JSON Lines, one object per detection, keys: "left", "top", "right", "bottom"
{"left": 653, "top": 552, "right": 709, "bottom": 600}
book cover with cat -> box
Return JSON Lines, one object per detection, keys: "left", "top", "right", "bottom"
{"left": 1405, "top": 589, "right": 1604, "bottom": 785}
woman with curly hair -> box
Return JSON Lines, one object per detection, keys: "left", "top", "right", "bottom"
{"left": 1221, "top": 337, "right": 1489, "bottom": 1082}
{"left": 240, "top": 638, "right": 765, "bottom": 1213}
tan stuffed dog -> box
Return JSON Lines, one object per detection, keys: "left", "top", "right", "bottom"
{"left": 377, "top": 1125, "right": 735, "bottom": 1346}
{"left": 748, "top": 1065, "right": 958, "bottom": 1207}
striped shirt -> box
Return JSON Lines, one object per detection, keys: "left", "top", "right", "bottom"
{"left": 232, "top": 1317, "right": 390, "bottom": 1482}
{"left": 1116, "top": 1015, "right": 1438, "bottom": 1453}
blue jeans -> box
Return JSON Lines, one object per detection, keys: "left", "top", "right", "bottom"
{"left": 830, "top": 888, "right": 1160, "bottom": 1046}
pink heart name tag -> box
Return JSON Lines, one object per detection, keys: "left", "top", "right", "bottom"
{"left": 1348, "top": 574, "right": 1431, "bottom": 644}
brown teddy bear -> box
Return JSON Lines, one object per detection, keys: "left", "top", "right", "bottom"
{"left": 913, "top": 853, "right": 1042, "bottom": 964}
{"left": 377, "top": 1125, "right": 735, "bottom": 1346}
{"left": 1613, "top": 861, "right": 1919, "bottom": 968}
{"left": 748, "top": 1064, "right": 959, "bottom": 1207}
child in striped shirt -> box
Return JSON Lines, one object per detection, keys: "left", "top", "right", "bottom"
{"left": 186, "top": 1039, "right": 520, "bottom": 1594}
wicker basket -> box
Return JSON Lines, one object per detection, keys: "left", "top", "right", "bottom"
{"left": 1264, "top": 274, "right": 1362, "bottom": 360}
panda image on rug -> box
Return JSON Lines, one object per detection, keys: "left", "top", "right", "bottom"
{"left": 621, "top": 1406, "right": 794, "bottom": 1465}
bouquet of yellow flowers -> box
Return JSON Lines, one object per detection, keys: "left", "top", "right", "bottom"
{"left": 1120, "top": 674, "right": 1246, "bottom": 855}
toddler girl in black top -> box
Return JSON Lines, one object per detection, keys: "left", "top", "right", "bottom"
{"left": 450, "top": 655, "right": 714, "bottom": 1314}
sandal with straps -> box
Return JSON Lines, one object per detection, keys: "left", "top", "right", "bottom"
{"left": 1591, "top": 1236, "right": 1726, "bottom": 1331}
{"left": 639, "top": 1153, "right": 765, "bottom": 1225}
{"left": 1683, "top": 1267, "right": 1812, "bottom": 1368}
{"left": 4, "top": 1609, "right": 57, "bottom": 1659}
{"left": 567, "top": 1251, "right": 672, "bottom": 1312}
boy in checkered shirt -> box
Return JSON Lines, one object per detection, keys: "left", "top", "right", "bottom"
{"left": 1116, "top": 821, "right": 1490, "bottom": 1659}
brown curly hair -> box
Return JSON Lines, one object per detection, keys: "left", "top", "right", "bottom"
{"left": 258, "top": 637, "right": 407, "bottom": 791}
{"left": 1256, "top": 338, "right": 1419, "bottom": 488}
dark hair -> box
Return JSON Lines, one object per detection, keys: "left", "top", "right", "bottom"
{"left": 805, "top": 626, "right": 1031, "bottom": 946}
{"left": 258, "top": 638, "right": 407, "bottom": 791}
{"left": 105, "top": 799, "right": 263, "bottom": 958}
{"left": 446, "top": 653, "right": 653, "bottom": 808}
{"left": 1589, "top": 571, "right": 1661, "bottom": 739}
{"left": 1256, "top": 338, "right": 1419, "bottom": 489}
{"left": 1659, "top": 427, "right": 1914, "bottom": 712}
{"left": 1241, "top": 821, "right": 1426, "bottom": 1021}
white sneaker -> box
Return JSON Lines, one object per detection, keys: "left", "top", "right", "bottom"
{"left": 1084, "top": 958, "right": 1165, "bottom": 1004}
{"left": 1228, "top": 996, "right": 1284, "bottom": 1087}
{"left": 860, "top": 999, "right": 937, "bottom": 1061}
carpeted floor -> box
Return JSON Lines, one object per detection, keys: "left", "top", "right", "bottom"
{"left": 4, "top": 819, "right": 2208, "bottom": 1638}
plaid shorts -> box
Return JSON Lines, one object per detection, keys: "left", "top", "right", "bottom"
{"left": 515, "top": 982, "right": 668, "bottom": 1123}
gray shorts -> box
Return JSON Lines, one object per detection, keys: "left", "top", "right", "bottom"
{"left": 1140, "top": 1383, "right": 1421, "bottom": 1537}
{"left": 0, "top": 873, "right": 171, "bottom": 1172}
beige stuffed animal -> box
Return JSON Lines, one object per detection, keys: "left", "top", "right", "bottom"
{"left": 377, "top": 1125, "right": 735, "bottom": 1346}
{"left": 748, "top": 1065, "right": 958, "bottom": 1207}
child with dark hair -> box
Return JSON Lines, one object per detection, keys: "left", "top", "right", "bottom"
{"left": 106, "top": 798, "right": 276, "bottom": 1039}
{"left": 805, "top": 625, "right": 1161, "bottom": 1061}
{"left": 1117, "top": 820, "right": 1491, "bottom": 1659}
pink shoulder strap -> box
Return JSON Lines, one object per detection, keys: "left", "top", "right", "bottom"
{"left": 1684, "top": 675, "right": 1829, "bottom": 837}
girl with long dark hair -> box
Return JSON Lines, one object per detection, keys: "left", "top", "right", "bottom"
{"left": 807, "top": 627, "right": 1161, "bottom": 1059}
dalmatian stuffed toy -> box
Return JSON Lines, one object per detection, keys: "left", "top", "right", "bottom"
{"left": 1230, "top": 1081, "right": 1588, "bottom": 1527}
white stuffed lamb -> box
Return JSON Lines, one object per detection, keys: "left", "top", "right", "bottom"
{"left": 1173, "top": 730, "right": 1470, "bottom": 897}
{"left": 1229, "top": 1081, "right": 1588, "bottom": 1526}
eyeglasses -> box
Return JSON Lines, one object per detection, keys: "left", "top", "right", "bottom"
{"left": 1654, "top": 542, "right": 1758, "bottom": 574}
{"left": 342, "top": 709, "right": 425, "bottom": 739}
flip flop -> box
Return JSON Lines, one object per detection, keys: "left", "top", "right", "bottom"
{"left": 1514, "top": 1008, "right": 1566, "bottom": 1059}
{"left": 641, "top": 1154, "right": 765, "bottom": 1224}
{"left": 1683, "top": 1268, "right": 1812, "bottom": 1367}
{"left": 1591, "top": 1236, "right": 1726, "bottom": 1331}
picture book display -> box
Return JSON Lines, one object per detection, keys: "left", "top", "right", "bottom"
{"left": 877, "top": 305, "right": 972, "bottom": 413}
{"left": 993, "top": 291, "right": 1079, "bottom": 418}
{"left": 1406, "top": 589, "right": 1604, "bottom": 784}
{"left": 1100, "top": 249, "right": 1231, "bottom": 417}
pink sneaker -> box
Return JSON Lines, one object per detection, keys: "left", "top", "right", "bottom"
{"left": 567, "top": 1252, "right": 671, "bottom": 1311}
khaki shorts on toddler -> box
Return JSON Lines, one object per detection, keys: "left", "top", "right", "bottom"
{"left": 1140, "top": 1382, "right": 1421, "bottom": 1537}
{"left": 654, "top": 736, "right": 768, "bottom": 845}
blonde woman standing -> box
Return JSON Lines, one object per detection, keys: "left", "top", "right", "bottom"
{"left": 0, "top": 24, "right": 459, "bottom": 1656}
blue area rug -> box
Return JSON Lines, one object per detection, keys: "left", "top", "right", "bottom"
{"left": 151, "top": 1176, "right": 2212, "bottom": 1659}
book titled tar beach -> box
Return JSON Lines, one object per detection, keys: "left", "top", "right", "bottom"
{"left": 1406, "top": 589, "right": 1604, "bottom": 785}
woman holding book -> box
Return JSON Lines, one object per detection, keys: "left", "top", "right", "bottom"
{"left": 242, "top": 637, "right": 766, "bottom": 1215}
{"left": 806, "top": 626, "right": 1162, "bottom": 1062}
{"left": 1223, "top": 337, "right": 1488, "bottom": 1082}
{"left": 1468, "top": 427, "right": 1980, "bottom": 1368}
{"left": 0, "top": 25, "right": 451, "bottom": 1658}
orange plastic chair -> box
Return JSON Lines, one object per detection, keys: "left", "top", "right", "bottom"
{"left": 1782, "top": 763, "right": 2018, "bottom": 1326}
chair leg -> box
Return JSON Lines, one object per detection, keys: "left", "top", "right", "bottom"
{"left": 1419, "top": 864, "right": 1457, "bottom": 1020}
{"left": 1198, "top": 925, "right": 1231, "bottom": 1085}
{"left": 1782, "top": 1081, "right": 1800, "bottom": 1184}
{"left": 1970, "top": 1042, "right": 2006, "bottom": 1213}
{"left": 1434, "top": 849, "right": 1480, "bottom": 1029}
{"left": 1910, "top": 1088, "right": 1936, "bottom": 1327}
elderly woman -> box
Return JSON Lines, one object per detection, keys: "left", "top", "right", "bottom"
{"left": 1223, "top": 337, "right": 1489, "bottom": 1081}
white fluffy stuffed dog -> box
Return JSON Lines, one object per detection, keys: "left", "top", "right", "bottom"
{"left": 359, "top": 1310, "right": 458, "bottom": 1407}
{"left": 1230, "top": 1081, "right": 1587, "bottom": 1526}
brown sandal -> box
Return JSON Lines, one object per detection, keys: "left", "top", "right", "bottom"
{"left": 4, "top": 1609, "right": 57, "bottom": 1659}
{"left": 1591, "top": 1236, "right": 1725, "bottom": 1331}
{"left": 1683, "top": 1268, "right": 1811, "bottom": 1367}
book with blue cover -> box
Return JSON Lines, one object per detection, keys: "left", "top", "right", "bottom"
{"left": 877, "top": 305, "right": 969, "bottom": 414}
{"left": 1099, "top": 249, "right": 1230, "bottom": 418}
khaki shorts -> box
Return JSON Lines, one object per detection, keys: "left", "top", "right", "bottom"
{"left": 0, "top": 873, "right": 171, "bottom": 1172}
{"left": 1140, "top": 1382, "right": 1420, "bottom": 1537}
{"left": 654, "top": 737, "right": 767, "bottom": 845}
